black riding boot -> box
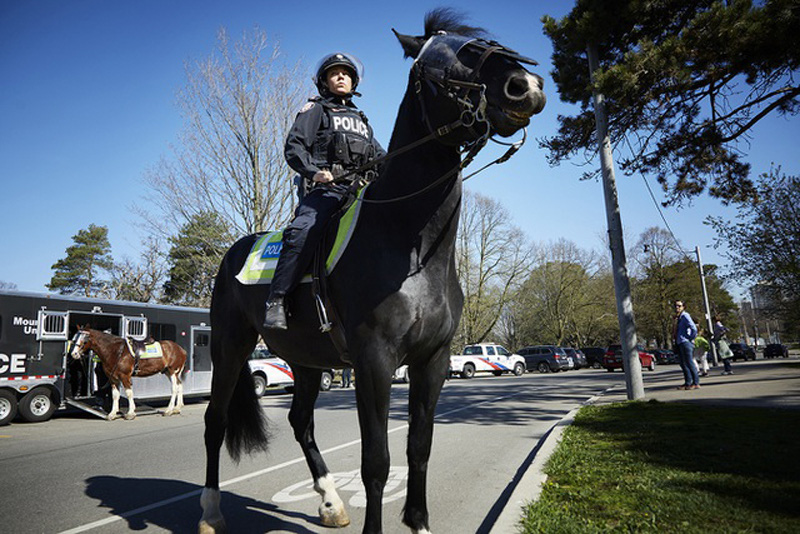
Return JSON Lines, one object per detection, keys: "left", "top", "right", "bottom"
{"left": 263, "top": 297, "right": 287, "bottom": 330}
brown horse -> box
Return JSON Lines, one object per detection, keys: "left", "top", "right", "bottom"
{"left": 69, "top": 326, "right": 187, "bottom": 420}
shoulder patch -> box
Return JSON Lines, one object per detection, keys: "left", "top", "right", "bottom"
{"left": 298, "top": 101, "right": 316, "bottom": 114}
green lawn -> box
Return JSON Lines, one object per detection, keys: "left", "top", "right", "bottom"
{"left": 520, "top": 401, "right": 800, "bottom": 533}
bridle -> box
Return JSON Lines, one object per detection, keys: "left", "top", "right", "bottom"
{"left": 70, "top": 330, "right": 89, "bottom": 359}
{"left": 334, "top": 32, "right": 536, "bottom": 204}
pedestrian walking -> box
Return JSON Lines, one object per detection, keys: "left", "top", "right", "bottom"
{"left": 341, "top": 367, "right": 352, "bottom": 388}
{"left": 673, "top": 300, "right": 700, "bottom": 389}
{"left": 694, "top": 329, "right": 710, "bottom": 377}
{"left": 712, "top": 315, "right": 734, "bottom": 375}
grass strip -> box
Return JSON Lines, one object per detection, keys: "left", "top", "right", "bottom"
{"left": 520, "top": 401, "right": 800, "bottom": 533}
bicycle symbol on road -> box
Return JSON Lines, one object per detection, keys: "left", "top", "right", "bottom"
{"left": 273, "top": 466, "right": 408, "bottom": 507}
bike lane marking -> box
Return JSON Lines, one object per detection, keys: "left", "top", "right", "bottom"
{"left": 58, "top": 392, "right": 519, "bottom": 533}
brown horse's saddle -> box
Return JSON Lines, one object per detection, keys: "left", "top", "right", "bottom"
{"left": 126, "top": 337, "right": 163, "bottom": 375}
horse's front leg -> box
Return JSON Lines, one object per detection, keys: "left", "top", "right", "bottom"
{"left": 353, "top": 353, "right": 394, "bottom": 534}
{"left": 403, "top": 348, "right": 450, "bottom": 534}
{"left": 289, "top": 366, "right": 350, "bottom": 528}
{"left": 108, "top": 382, "right": 121, "bottom": 420}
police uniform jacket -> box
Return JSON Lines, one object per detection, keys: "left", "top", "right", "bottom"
{"left": 284, "top": 95, "right": 386, "bottom": 185}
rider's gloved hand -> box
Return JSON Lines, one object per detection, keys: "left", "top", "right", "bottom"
{"left": 313, "top": 170, "right": 334, "bottom": 183}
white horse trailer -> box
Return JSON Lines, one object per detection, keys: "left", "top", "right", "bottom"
{"left": 0, "top": 289, "right": 211, "bottom": 425}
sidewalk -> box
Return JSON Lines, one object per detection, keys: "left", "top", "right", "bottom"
{"left": 596, "top": 357, "right": 800, "bottom": 410}
{"left": 489, "top": 357, "right": 800, "bottom": 533}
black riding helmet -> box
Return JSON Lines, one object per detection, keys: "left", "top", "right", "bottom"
{"left": 314, "top": 52, "right": 363, "bottom": 96}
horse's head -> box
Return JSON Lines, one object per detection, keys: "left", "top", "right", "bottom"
{"left": 394, "top": 11, "right": 546, "bottom": 145}
{"left": 69, "top": 327, "right": 91, "bottom": 360}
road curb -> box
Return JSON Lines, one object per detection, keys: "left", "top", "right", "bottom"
{"left": 488, "top": 389, "right": 616, "bottom": 533}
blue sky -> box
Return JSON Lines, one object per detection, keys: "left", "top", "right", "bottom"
{"left": 1, "top": 0, "right": 798, "bottom": 301}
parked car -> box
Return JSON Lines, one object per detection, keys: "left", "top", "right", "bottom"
{"left": 516, "top": 345, "right": 573, "bottom": 373}
{"left": 563, "top": 348, "right": 587, "bottom": 369}
{"left": 603, "top": 344, "right": 656, "bottom": 372}
{"left": 248, "top": 348, "right": 333, "bottom": 395}
{"left": 763, "top": 343, "right": 789, "bottom": 358}
{"left": 393, "top": 365, "right": 410, "bottom": 383}
{"left": 729, "top": 343, "right": 756, "bottom": 361}
{"left": 580, "top": 347, "right": 606, "bottom": 369}
{"left": 449, "top": 343, "right": 526, "bottom": 379}
{"left": 651, "top": 348, "right": 677, "bottom": 365}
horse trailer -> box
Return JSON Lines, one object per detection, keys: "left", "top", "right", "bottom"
{"left": 0, "top": 289, "right": 211, "bottom": 425}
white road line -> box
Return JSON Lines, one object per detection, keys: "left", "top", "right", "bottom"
{"left": 58, "top": 392, "right": 519, "bottom": 533}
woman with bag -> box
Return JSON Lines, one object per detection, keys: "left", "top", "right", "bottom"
{"left": 713, "top": 315, "right": 734, "bottom": 375}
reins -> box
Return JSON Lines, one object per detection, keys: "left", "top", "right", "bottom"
{"left": 330, "top": 45, "right": 528, "bottom": 205}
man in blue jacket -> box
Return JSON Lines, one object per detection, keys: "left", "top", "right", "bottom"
{"left": 673, "top": 300, "right": 700, "bottom": 389}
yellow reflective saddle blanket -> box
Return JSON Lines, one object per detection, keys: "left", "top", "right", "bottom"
{"left": 235, "top": 186, "right": 367, "bottom": 285}
{"left": 126, "top": 341, "right": 164, "bottom": 359}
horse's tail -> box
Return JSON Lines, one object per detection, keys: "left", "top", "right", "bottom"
{"left": 214, "top": 239, "right": 272, "bottom": 463}
{"left": 224, "top": 363, "right": 271, "bottom": 462}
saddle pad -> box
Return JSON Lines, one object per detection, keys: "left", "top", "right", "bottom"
{"left": 141, "top": 343, "right": 164, "bottom": 359}
{"left": 235, "top": 185, "right": 367, "bottom": 285}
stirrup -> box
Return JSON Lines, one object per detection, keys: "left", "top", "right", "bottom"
{"left": 314, "top": 294, "right": 333, "bottom": 333}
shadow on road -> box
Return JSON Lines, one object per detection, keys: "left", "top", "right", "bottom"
{"left": 82, "top": 475, "right": 321, "bottom": 533}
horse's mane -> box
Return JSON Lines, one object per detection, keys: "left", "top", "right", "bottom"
{"left": 87, "top": 328, "right": 119, "bottom": 344}
{"left": 423, "top": 8, "right": 487, "bottom": 38}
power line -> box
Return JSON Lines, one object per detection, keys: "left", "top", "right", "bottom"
{"left": 623, "top": 135, "right": 693, "bottom": 261}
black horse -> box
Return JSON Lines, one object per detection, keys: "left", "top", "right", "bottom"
{"left": 199, "top": 10, "right": 545, "bottom": 534}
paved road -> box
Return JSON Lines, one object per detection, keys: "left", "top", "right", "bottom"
{"left": 0, "top": 368, "right": 623, "bottom": 534}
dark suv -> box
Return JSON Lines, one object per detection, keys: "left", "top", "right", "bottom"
{"left": 763, "top": 343, "right": 789, "bottom": 358}
{"left": 580, "top": 347, "right": 606, "bottom": 369}
{"left": 517, "top": 345, "right": 573, "bottom": 373}
{"left": 729, "top": 343, "right": 756, "bottom": 361}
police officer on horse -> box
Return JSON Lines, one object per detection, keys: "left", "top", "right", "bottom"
{"left": 264, "top": 52, "right": 386, "bottom": 329}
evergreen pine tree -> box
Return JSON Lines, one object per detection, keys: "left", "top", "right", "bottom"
{"left": 48, "top": 224, "right": 114, "bottom": 297}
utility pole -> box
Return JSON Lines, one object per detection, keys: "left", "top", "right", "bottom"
{"left": 587, "top": 43, "right": 644, "bottom": 400}
{"left": 695, "top": 246, "right": 717, "bottom": 365}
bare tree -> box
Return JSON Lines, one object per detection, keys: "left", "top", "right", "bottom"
{"left": 455, "top": 191, "right": 534, "bottom": 345}
{"left": 514, "top": 239, "right": 611, "bottom": 347}
{"left": 135, "top": 26, "right": 308, "bottom": 243}
{"left": 631, "top": 227, "right": 688, "bottom": 346}
{"left": 107, "top": 237, "right": 168, "bottom": 303}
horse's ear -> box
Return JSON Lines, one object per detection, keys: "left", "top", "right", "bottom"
{"left": 393, "top": 29, "right": 426, "bottom": 59}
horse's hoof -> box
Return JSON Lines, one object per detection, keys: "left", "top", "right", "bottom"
{"left": 163, "top": 409, "right": 173, "bottom": 417}
{"left": 198, "top": 519, "right": 227, "bottom": 534}
{"left": 319, "top": 501, "right": 350, "bottom": 528}
{"left": 124, "top": 413, "right": 136, "bottom": 421}
{"left": 107, "top": 414, "right": 118, "bottom": 421}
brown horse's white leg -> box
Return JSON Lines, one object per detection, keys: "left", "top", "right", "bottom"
{"left": 164, "top": 373, "right": 178, "bottom": 416}
{"left": 108, "top": 383, "right": 121, "bottom": 420}
{"left": 314, "top": 474, "right": 349, "bottom": 527}
{"left": 176, "top": 377, "right": 184, "bottom": 411}
{"left": 124, "top": 387, "right": 136, "bottom": 420}
{"left": 198, "top": 488, "right": 226, "bottom": 534}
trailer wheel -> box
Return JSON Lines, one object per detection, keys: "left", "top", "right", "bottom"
{"left": 18, "top": 387, "right": 57, "bottom": 423}
{"left": 253, "top": 375, "right": 267, "bottom": 398}
{"left": 0, "top": 389, "right": 18, "bottom": 426}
